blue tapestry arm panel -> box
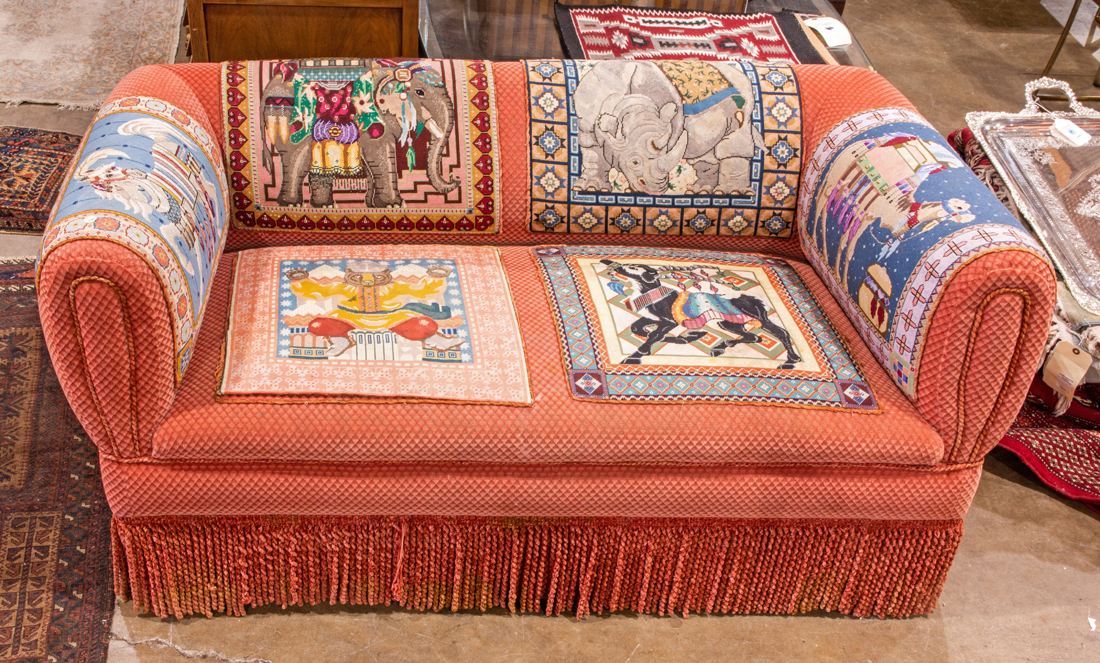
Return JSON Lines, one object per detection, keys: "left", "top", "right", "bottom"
{"left": 797, "top": 108, "right": 1049, "bottom": 398}
{"left": 38, "top": 96, "right": 230, "bottom": 380}
{"left": 525, "top": 60, "right": 801, "bottom": 237}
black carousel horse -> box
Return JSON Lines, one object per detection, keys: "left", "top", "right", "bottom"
{"left": 599, "top": 260, "right": 802, "bottom": 369}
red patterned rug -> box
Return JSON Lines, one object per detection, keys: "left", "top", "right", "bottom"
{"left": 0, "top": 126, "right": 81, "bottom": 233}
{"left": 0, "top": 257, "right": 113, "bottom": 661}
{"left": 555, "top": 3, "right": 825, "bottom": 63}
{"left": 999, "top": 378, "right": 1100, "bottom": 514}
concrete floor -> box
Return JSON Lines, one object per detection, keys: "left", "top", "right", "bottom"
{"left": 2, "top": 0, "right": 1098, "bottom": 661}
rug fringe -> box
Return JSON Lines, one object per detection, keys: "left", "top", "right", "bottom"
{"left": 56, "top": 102, "right": 102, "bottom": 112}
{"left": 112, "top": 516, "right": 964, "bottom": 620}
{"left": 0, "top": 98, "right": 101, "bottom": 111}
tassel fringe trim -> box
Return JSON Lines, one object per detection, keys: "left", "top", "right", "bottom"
{"left": 112, "top": 516, "right": 963, "bottom": 620}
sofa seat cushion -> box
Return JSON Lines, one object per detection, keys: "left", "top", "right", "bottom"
{"left": 152, "top": 247, "right": 944, "bottom": 467}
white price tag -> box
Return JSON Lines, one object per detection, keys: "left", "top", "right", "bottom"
{"left": 1051, "top": 117, "right": 1091, "bottom": 147}
{"left": 802, "top": 17, "right": 852, "bottom": 49}
{"left": 1042, "top": 340, "right": 1093, "bottom": 399}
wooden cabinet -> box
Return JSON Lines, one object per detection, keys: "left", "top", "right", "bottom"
{"left": 186, "top": 0, "right": 419, "bottom": 62}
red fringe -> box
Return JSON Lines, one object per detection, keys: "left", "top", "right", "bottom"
{"left": 111, "top": 516, "right": 963, "bottom": 620}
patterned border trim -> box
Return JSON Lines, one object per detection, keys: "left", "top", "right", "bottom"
{"left": 799, "top": 108, "right": 1046, "bottom": 398}
{"left": 222, "top": 59, "right": 501, "bottom": 234}
{"left": 532, "top": 245, "right": 878, "bottom": 410}
{"left": 525, "top": 60, "right": 801, "bottom": 237}
{"left": 887, "top": 225, "right": 1041, "bottom": 390}
{"left": 38, "top": 97, "right": 230, "bottom": 381}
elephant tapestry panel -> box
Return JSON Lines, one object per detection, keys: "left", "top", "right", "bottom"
{"left": 218, "top": 245, "right": 532, "bottom": 405}
{"left": 799, "top": 108, "right": 1045, "bottom": 398}
{"left": 223, "top": 59, "right": 501, "bottom": 234}
{"left": 40, "top": 96, "right": 230, "bottom": 381}
{"left": 526, "top": 60, "right": 801, "bottom": 237}
{"left": 532, "top": 246, "right": 878, "bottom": 411}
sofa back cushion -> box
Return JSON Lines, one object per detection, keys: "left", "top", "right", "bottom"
{"left": 524, "top": 60, "right": 801, "bottom": 238}
{"left": 220, "top": 59, "right": 805, "bottom": 259}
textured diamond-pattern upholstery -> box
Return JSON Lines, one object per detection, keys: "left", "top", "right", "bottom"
{"left": 915, "top": 250, "right": 1057, "bottom": 463}
{"left": 155, "top": 249, "right": 942, "bottom": 467}
{"left": 105, "top": 63, "right": 225, "bottom": 148}
{"left": 38, "top": 241, "right": 176, "bottom": 458}
{"left": 795, "top": 65, "right": 917, "bottom": 165}
{"left": 100, "top": 456, "right": 981, "bottom": 520}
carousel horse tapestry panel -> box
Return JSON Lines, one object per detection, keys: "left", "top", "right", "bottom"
{"left": 526, "top": 60, "right": 801, "bottom": 237}
{"left": 532, "top": 245, "right": 878, "bottom": 410}
{"left": 223, "top": 59, "right": 501, "bottom": 234}
{"left": 798, "top": 109, "right": 1045, "bottom": 398}
{"left": 219, "top": 245, "right": 531, "bottom": 405}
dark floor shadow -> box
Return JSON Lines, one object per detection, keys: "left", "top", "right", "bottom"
{"left": 983, "top": 447, "right": 1100, "bottom": 522}
{"left": 137, "top": 600, "right": 944, "bottom": 625}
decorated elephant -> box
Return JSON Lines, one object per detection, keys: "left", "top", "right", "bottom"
{"left": 572, "top": 60, "right": 765, "bottom": 196}
{"left": 259, "top": 60, "right": 458, "bottom": 209}
{"left": 355, "top": 61, "right": 458, "bottom": 207}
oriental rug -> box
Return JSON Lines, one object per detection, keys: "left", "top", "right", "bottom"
{"left": 555, "top": 4, "right": 825, "bottom": 64}
{"left": 532, "top": 245, "right": 878, "bottom": 410}
{"left": 219, "top": 245, "right": 532, "bottom": 405}
{"left": 0, "top": 127, "right": 81, "bottom": 233}
{"left": 0, "top": 0, "right": 185, "bottom": 108}
{"left": 0, "top": 257, "right": 114, "bottom": 661}
{"left": 999, "top": 379, "right": 1100, "bottom": 515}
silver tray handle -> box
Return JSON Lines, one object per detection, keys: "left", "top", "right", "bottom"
{"left": 1024, "top": 77, "right": 1100, "bottom": 116}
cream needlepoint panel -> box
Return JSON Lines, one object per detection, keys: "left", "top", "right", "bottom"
{"left": 220, "top": 245, "right": 531, "bottom": 405}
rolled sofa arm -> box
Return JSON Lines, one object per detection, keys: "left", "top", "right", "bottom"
{"left": 797, "top": 102, "right": 1056, "bottom": 464}
{"left": 37, "top": 75, "right": 229, "bottom": 458}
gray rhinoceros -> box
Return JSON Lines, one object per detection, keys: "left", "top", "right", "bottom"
{"left": 572, "top": 61, "right": 765, "bottom": 196}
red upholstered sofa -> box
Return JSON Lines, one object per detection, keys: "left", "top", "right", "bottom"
{"left": 36, "top": 59, "right": 1055, "bottom": 619}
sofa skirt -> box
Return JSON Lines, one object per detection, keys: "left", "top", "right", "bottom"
{"left": 112, "top": 515, "right": 963, "bottom": 620}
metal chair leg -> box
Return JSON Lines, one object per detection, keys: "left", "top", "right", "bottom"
{"left": 1044, "top": 0, "right": 1087, "bottom": 77}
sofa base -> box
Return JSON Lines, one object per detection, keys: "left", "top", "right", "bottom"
{"left": 112, "top": 515, "right": 962, "bottom": 620}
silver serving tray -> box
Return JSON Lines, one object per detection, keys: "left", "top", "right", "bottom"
{"left": 968, "top": 78, "right": 1100, "bottom": 315}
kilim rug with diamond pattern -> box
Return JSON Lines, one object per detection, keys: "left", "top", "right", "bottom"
{"left": 999, "top": 378, "right": 1100, "bottom": 515}
{"left": 0, "top": 257, "right": 113, "bottom": 661}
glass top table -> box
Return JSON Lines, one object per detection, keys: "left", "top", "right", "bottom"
{"left": 419, "top": 0, "right": 872, "bottom": 68}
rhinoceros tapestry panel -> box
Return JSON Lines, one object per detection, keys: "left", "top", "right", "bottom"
{"left": 223, "top": 59, "right": 500, "bottom": 234}
{"left": 526, "top": 60, "right": 801, "bottom": 237}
